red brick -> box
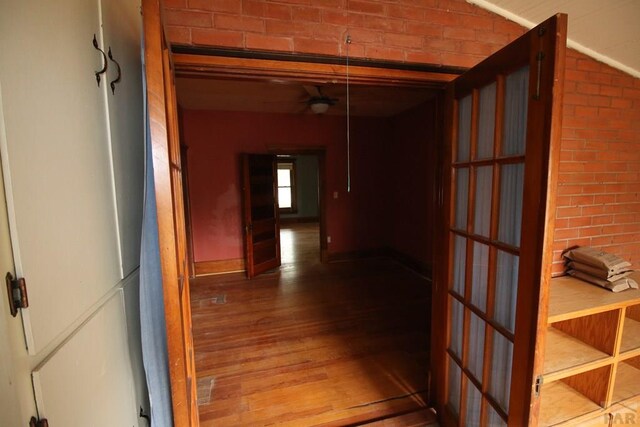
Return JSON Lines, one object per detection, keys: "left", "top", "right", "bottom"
{"left": 292, "top": 6, "right": 321, "bottom": 22}
{"left": 321, "top": 10, "right": 349, "bottom": 25}
{"left": 443, "top": 27, "right": 475, "bottom": 41}
{"left": 266, "top": 20, "right": 312, "bottom": 37}
{"left": 245, "top": 33, "right": 293, "bottom": 51}
{"left": 387, "top": 5, "right": 425, "bottom": 21}
{"left": 187, "top": 0, "right": 241, "bottom": 13}
{"left": 350, "top": 14, "right": 404, "bottom": 32}
{"left": 165, "top": 10, "right": 212, "bottom": 27}
{"left": 166, "top": 26, "right": 192, "bottom": 44}
{"left": 405, "top": 51, "right": 441, "bottom": 65}
{"left": 384, "top": 33, "right": 423, "bottom": 49}
{"left": 405, "top": 22, "right": 442, "bottom": 37}
{"left": 459, "top": 41, "right": 496, "bottom": 56}
{"left": 294, "top": 38, "right": 340, "bottom": 56}
{"left": 576, "top": 58, "right": 602, "bottom": 72}
{"left": 243, "top": 2, "right": 292, "bottom": 20}
{"left": 191, "top": 28, "right": 242, "bottom": 46}
{"left": 214, "top": 15, "right": 264, "bottom": 32}
{"left": 364, "top": 46, "right": 404, "bottom": 62}
{"left": 164, "top": 0, "right": 186, "bottom": 7}
{"left": 347, "top": 28, "right": 383, "bottom": 44}
{"left": 349, "top": 0, "right": 385, "bottom": 15}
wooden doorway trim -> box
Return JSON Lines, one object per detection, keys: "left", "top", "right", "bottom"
{"left": 269, "top": 147, "right": 328, "bottom": 263}
{"left": 172, "top": 51, "right": 461, "bottom": 88}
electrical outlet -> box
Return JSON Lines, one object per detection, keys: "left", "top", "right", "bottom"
{"left": 327, "top": 236, "right": 332, "bottom": 243}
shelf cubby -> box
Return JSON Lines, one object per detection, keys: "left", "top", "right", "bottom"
{"left": 620, "top": 305, "right": 640, "bottom": 356}
{"left": 539, "top": 382, "right": 600, "bottom": 426}
{"left": 542, "top": 272, "right": 640, "bottom": 425}
{"left": 543, "top": 327, "right": 610, "bottom": 380}
{"left": 613, "top": 356, "right": 640, "bottom": 404}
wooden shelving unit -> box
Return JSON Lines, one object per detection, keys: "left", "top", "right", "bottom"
{"left": 540, "top": 272, "right": 640, "bottom": 426}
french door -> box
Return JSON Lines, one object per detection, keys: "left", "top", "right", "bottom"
{"left": 432, "top": 14, "right": 567, "bottom": 426}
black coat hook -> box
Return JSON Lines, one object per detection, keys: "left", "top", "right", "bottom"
{"left": 92, "top": 34, "right": 108, "bottom": 87}
{"left": 107, "top": 47, "right": 122, "bottom": 95}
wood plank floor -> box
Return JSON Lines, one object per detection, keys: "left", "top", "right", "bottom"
{"left": 191, "top": 223, "right": 435, "bottom": 426}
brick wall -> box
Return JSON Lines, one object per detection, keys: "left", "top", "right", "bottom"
{"left": 165, "top": 0, "right": 640, "bottom": 273}
{"left": 553, "top": 49, "right": 640, "bottom": 275}
{"left": 163, "top": 0, "right": 525, "bottom": 67}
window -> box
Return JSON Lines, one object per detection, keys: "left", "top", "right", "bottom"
{"left": 277, "top": 160, "right": 297, "bottom": 213}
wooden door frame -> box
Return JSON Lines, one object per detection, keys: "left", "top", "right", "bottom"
{"left": 269, "top": 147, "right": 328, "bottom": 263}
{"left": 168, "top": 47, "right": 465, "bottom": 418}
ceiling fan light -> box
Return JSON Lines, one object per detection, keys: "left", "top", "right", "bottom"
{"left": 310, "top": 101, "right": 330, "bottom": 114}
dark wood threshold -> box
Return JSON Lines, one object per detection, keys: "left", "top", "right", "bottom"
{"left": 280, "top": 216, "right": 320, "bottom": 224}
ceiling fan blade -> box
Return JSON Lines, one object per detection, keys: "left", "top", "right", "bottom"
{"left": 303, "top": 85, "right": 322, "bottom": 97}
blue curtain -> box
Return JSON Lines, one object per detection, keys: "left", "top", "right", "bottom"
{"left": 139, "top": 47, "right": 173, "bottom": 425}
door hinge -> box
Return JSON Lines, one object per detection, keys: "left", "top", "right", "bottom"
{"left": 5, "top": 272, "right": 29, "bottom": 317}
{"left": 29, "top": 416, "right": 49, "bottom": 427}
{"left": 534, "top": 374, "right": 544, "bottom": 397}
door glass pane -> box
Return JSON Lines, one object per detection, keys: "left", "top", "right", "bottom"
{"left": 452, "top": 235, "right": 467, "bottom": 295}
{"left": 278, "top": 187, "right": 292, "bottom": 208}
{"left": 468, "top": 311, "right": 485, "bottom": 383}
{"left": 457, "top": 95, "right": 472, "bottom": 162}
{"left": 494, "top": 251, "right": 519, "bottom": 333}
{"left": 489, "top": 330, "right": 513, "bottom": 412}
{"left": 448, "top": 356, "right": 462, "bottom": 416}
{"left": 477, "top": 82, "right": 496, "bottom": 159}
{"left": 471, "top": 242, "right": 489, "bottom": 312}
{"left": 450, "top": 297, "right": 464, "bottom": 357}
{"left": 473, "top": 166, "right": 493, "bottom": 237}
{"left": 502, "top": 66, "right": 530, "bottom": 156}
{"left": 498, "top": 163, "right": 524, "bottom": 247}
{"left": 487, "top": 404, "right": 507, "bottom": 426}
{"left": 455, "top": 168, "right": 469, "bottom": 230}
{"left": 464, "top": 381, "right": 482, "bottom": 426}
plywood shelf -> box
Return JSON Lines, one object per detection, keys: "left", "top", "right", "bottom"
{"left": 621, "top": 317, "right": 640, "bottom": 355}
{"left": 613, "top": 361, "right": 640, "bottom": 404}
{"left": 548, "top": 272, "right": 640, "bottom": 323}
{"left": 539, "top": 381, "right": 603, "bottom": 426}
{"left": 543, "top": 327, "right": 610, "bottom": 380}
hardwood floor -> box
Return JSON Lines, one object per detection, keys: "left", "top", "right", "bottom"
{"left": 191, "top": 223, "right": 435, "bottom": 426}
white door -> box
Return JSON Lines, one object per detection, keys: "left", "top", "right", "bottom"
{"left": 0, "top": 0, "right": 145, "bottom": 424}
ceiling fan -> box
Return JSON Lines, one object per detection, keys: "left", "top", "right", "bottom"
{"left": 302, "top": 85, "right": 338, "bottom": 114}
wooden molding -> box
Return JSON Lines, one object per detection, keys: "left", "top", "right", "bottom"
{"left": 386, "top": 248, "right": 433, "bottom": 280}
{"left": 172, "top": 52, "right": 459, "bottom": 88}
{"left": 327, "top": 247, "right": 432, "bottom": 280}
{"left": 327, "top": 248, "right": 388, "bottom": 263}
{"left": 195, "top": 258, "right": 246, "bottom": 276}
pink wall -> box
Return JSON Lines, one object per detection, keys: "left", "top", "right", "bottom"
{"left": 182, "top": 110, "right": 390, "bottom": 262}
{"left": 386, "top": 101, "right": 437, "bottom": 268}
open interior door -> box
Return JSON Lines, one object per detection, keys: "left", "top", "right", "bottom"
{"left": 142, "top": 0, "right": 199, "bottom": 425}
{"left": 431, "top": 14, "right": 566, "bottom": 426}
{"left": 242, "top": 154, "right": 282, "bottom": 278}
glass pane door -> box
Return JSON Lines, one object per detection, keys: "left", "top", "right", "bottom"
{"left": 435, "top": 14, "right": 566, "bottom": 427}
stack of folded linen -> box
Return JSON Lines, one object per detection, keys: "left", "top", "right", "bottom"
{"left": 563, "top": 246, "right": 638, "bottom": 292}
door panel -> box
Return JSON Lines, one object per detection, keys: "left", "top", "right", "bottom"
{"left": 242, "top": 154, "right": 281, "bottom": 278}
{"left": 142, "top": 0, "right": 199, "bottom": 424}
{"left": 433, "top": 14, "right": 566, "bottom": 426}
{"left": 101, "top": 0, "right": 145, "bottom": 276}
{"left": 32, "top": 290, "right": 138, "bottom": 426}
{"left": 0, "top": 0, "right": 120, "bottom": 354}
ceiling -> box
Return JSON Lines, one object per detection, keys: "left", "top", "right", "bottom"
{"left": 176, "top": 78, "right": 438, "bottom": 117}
{"left": 469, "top": 0, "right": 640, "bottom": 77}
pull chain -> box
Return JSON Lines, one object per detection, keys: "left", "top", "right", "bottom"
{"left": 346, "top": 34, "right": 351, "bottom": 193}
